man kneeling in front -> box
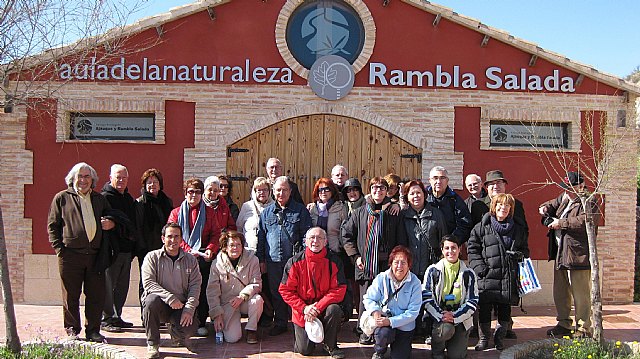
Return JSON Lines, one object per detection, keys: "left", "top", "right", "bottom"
{"left": 142, "top": 222, "right": 202, "bottom": 358}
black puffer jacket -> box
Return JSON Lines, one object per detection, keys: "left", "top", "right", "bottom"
{"left": 400, "top": 204, "right": 447, "bottom": 279}
{"left": 467, "top": 213, "right": 529, "bottom": 305}
{"left": 426, "top": 186, "right": 472, "bottom": 242}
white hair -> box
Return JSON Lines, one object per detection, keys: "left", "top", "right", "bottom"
{"left": 266, "top": 157, "right": 282, "bottom": 168}
{"left": 273, "top": 176, "right": 290, "bottom": 187}
{"left": 110, "top": 164, "right": 128, "bottom": 176}
{"left": 65, "top": 162, "right": 98, "bottom": 189}
{"left": 331, "top": 164, "right": 348, "bottom": 176}
{"left": 465, "top": 173, "right": 482, "bottom": 183}
{"left": 305, "top": 226, "right": 327, "bottom": 239}
{"left": 429, "top": 166, "right": 448, "bottom": 177}
{"left": 204, "top": 176, "right": 220, "bottom": 189}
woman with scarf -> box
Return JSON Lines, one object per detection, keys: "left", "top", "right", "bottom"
{"left": 362, "top": 245, "right": 421, "bottom": 359}
{"left": 203, "top": 176, "right": 237, "bottom": 232}
{"left": 308, "top": 178, "right": 347, "bottom": 256}
{"left": 168, "top": 178, "right": 222, "bottom": 337}
{"left": 342, "top": 178, "right": 366, "bottom": 216}
{"left": 467, "top": 193, "right": 528, "bottom": 351}
{"left": 236, "top": 177, "right": 274, "bottom": 251}
{"left": 341, "top": 177, "right": 406, "bottom": 344}
{"left": 135, "top": 169, "right": 174, "bottom": 309}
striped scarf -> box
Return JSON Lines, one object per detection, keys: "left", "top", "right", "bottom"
{"left": 363, "top": 203, "right": 384, "bottom": 279}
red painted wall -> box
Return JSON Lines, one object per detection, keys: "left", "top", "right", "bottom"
{"left": 454, "top": 107, "right": 604, "bottom": 259}
{"left": 26, "top": 100, "right": 195, "bottom": 254}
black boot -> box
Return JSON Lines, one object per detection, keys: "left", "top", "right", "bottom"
{"left": 494, "top": 321, "right": 509, "bottom": 350}
{"left": 474, "top": 323, "right": 491, "bottom": 351}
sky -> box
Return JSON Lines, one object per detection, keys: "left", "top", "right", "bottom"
{"left": 130, "top": 0, "right": 639, "bottom": 79}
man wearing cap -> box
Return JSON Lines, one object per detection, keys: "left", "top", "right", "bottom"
{"left": 470, "top": 170, "right": 528, "bottom": 229}
{"left": 426, "top": 166, "right": 473, "bottom": 242}
{"left": 539, "top": 171, "right": 598, "bottom": 339}
{"left": 279, "top": 227, "right": 347, "bottom": 358}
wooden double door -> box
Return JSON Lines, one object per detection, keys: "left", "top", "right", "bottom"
{"left": 226, "top": 114, "right": 422, "bottom": 205}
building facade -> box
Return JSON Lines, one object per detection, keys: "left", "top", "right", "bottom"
{"left": 1, "top": 0, "right": 638, "bottom": 305}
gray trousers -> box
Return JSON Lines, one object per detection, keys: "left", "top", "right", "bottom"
{"left": 553, "top": 266, "right": 592, "bottom": 333}
{"left": 293, "top": 304, "right": 343, "bottom": 355}
{"left": 431, "top": 322, "right": 469, "bottom": 359}
{"left": 103, "top": 252, "right": 132, "bottom": 321}
{"left": 142, "top": 293, "right": 199, "bottom": 346}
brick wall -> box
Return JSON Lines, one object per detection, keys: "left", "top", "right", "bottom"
{"left": 5, "top": 81, "right": 638, "bottom": 304}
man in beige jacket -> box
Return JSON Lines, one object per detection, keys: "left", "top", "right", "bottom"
{"left": 141, "top": 223, "right": 202, "bottom": 359}
{"left": 207, "top": 231, "right": 263, "bottom": 344}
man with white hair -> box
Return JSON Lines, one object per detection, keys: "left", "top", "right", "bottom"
{"left": 48, "top": 162, "right": 115, "bottom": 342}
{"left": 331, "top": 165, "right": 348, "bottom": 200}
{"left": 257, "top": 176, "right": 312, "bottom": 336}
{"left": 464, "top": 174, "right": 487, "bottom": 213}
{"left": 101, "top": 164, "right": 140, "bottom": 332}
{"left": 265, "top": 158, "right": 304, "bottom": 204}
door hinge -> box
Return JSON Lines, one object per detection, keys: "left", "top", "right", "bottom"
{"left": 227, "top": 147, "right": 249, "bottom": 157}
{"left": 229, "top": 176, "right": 249, "bottom": 182}
{"left": 400, "top": 153, "right": 422, "bottom": 163}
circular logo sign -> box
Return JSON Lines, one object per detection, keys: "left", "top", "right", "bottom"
{"left": 286, "top": 0, "right": 365, "bottom": 69}
{"left": 309, "top": 55, "right": 354, "bottom": 100}
{"left": 493, "top": 127, "right": 508, "bottom": 142}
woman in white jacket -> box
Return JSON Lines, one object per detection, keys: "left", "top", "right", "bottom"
{"left": 423, "top": 234, "right": 478, "bottom": 359}
{"left": 207, "top": 231, "right": 263, "bottom": 344}
{"left": 236, "top": 177, "right": 273, "bottom": 251}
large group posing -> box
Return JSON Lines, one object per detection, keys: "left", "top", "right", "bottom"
{"left": 47, "top": 158, "right": 597, "bottom": 359}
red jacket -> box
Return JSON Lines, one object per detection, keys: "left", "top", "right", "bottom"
{"left": 168, "top": 202, "right": 221, "bottom": 254}
{"left": 208, "top": 196, "right": 237, "bottom": 232}
{"left": 279, "top": 247, "right": 347, "bottom": 327}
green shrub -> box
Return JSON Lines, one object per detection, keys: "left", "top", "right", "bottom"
{"left": 0, "top": 342, "right": 106, "bottom": 359}
{"left": 527, "top": 338, "right": 640, "bottom": 359}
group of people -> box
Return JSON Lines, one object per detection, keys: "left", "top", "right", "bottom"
{"left": 47, "top": 157, "right": 597, "bottom": 359}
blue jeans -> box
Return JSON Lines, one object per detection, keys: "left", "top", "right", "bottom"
{"left": 373, "top": 326, "right": 413, "bottom": 359}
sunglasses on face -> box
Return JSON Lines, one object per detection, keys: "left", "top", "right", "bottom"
{"left": 318, "top": 187, "right": 331, "bottom": 193}
{"left": 186, "top": 189, "right": 202, "bottom": 195}
{"left": 219, "top": 184, "right": 229, "bottom": 189}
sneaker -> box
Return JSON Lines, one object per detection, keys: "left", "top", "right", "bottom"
{"left": 246, "top": 330, "right": 258, "bottom": 344}
{"left": 114, "top": 318, "right": 134, "bottom": 328}
{"left": 101, "top": 323, "right": 123, "bottom": 333}
{"left": 146, "top": 345, "right": 159, "bottom": 359}
{"left": 546, "top": 324, "right": 572, "bottom": 337}
{"left": 324, "top": 345, "right": 346, "bottom": 359}
{"left": 269, "top": 325, "right": 287, "bottom": 336}
{"left": 85, "top": 332, "right": 106, "bottom": 343}
{"left": 65, "top": 328, "right": 80, "bottom": 341}
{"left": 196, "top": 326, "right": 209, "bottom": 337}
{"left": 359, "top": 333, "right": 374, "bottom": 345}
{"left": 372, "top": 352, "right": 385, "bottom": 359}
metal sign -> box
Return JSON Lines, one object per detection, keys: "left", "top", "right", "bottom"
{"left": 490, "top": 121, "right": 568, "bottom": 148}
{"left": 308, "top": 55, "right": 354, "bottom": 100}
{"left": 70, "top": 113, "right": 155, "bottom": 140}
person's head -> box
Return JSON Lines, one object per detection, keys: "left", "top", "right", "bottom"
{"left": 429, "top": 166, "right": 449, "bottom": 197}
{"left": 369, "top": 177, "right": 389, "bottom": 204}
{"left": 440, "top": 234, "right": 462, "bottom": 264}
{"left": 204, "top": 176, "right": 221, "bottom": 201}
{"left": 465, "top": 174, "right": 482, "bottom": 197}
{"left": 273, "top": 176, "right": 291, "bottom": 206}
{"left": 485, "top": 170, "right": 508, "bottom": 198}
{"left": 218, "top": 175, "right": 233, "bottom": 198}
{"left": 403, "top": 180, "right": 427, "bottom": 211}
{"left": 141, "top": 168, "right": 164, "bottom": 196}
{"left": 331, "top": 165, "right": 348, "bottom": 187}
{"left": 266, "top": 158, "right": 283, "bottom": 181}
{"left": 561, "top": 171, "right": 586, "bottom": 197}
{"left": 384, "top": 173, "right": 401, "bottom": 199}
{"left": 183, "top": 178, "right": 204, "bottom": 207}
{"left": 252, "top": 177, "right": 271, "bottom": 204}
{"left": 388, "top": 245, "right": 413, "bottom": 281}
{"left": 312, "top": 178, "right": 339, "bottom": 203}
{"left": 161, "top": 222, "right": 183, "bottom": 256}
{"left": 220, "top": 230, "right": 245, "bottom": 260}
{"left": 342, "top": 178, "right": 363, "bottom": 202}
{"left": 65, "top": 162, "right": 99, "bottom": 194}
{"left": 305, "top": 227, "right": 328, "bottom": 253}
{"left": 490, "top": 193, "right": 515, "bottom": 221}
{"left": 109, "top": 164, "right": 129, "bottom": 194}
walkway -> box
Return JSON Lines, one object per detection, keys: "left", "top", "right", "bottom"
{"left": 2, "top": 304, "right": 639, "bottom": 358}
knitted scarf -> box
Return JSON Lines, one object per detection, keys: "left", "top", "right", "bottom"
{"left": 203, "top": 196, "right": 220, "bottom": 209}
{"left": 178, "top": 200, "right": 206, "bottom": 251}
{"left": 363, "top": 203, "right": 384, "bottom": 279}
{"left": 315, "top": 199, "right": 334, "bottom": 231}
{"left": 491, "top": 215, "right": 515, "bottom": 248}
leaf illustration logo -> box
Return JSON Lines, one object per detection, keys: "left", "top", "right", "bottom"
{"left": 313, "top": 61, "right": 338, "bottom": 95}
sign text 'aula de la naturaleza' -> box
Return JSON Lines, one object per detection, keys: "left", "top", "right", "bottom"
{"left": 58, "top": 58, "right": 577, "bottom": 93}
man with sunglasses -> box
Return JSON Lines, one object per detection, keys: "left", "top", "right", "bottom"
{"left": 168, "top": 178, "right": 222, "bottom": 337}
{"left": 257, "top": 176, "right": 312, "bottom": 336}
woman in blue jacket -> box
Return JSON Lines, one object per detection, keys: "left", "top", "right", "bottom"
{"left": 362, "top": 245, "right": 422, "bottom": 359}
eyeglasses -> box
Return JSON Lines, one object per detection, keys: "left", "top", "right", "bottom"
{"left": 227, "top": 242, "right": 242, "bottom": 248}
{"left": 371, "top": 185, "right": 387, "bottom": 191}
{"left": 186, "top": 189, "right": 202, "bottom": 195}
{"left": 486, "top": 180, "right": 505, "bottom": 187}
{"left": 318, "top": 187, "right": 331, "bottom": 193}
{"left": 430, "top": 176, "right": 448, "bottom": 181}
{"left": 255, "top": 188, "right": 269, "bottom": 193}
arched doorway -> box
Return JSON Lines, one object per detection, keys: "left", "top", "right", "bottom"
{"left": 226, "top": 114, "right": 423, "bottom": 204}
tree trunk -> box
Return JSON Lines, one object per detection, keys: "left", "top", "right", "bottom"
{"left": 582, "top": 195, "right": 603, "bottom": 345}
{"left": 0, "top": 194, "right": 21, "bottom": 353}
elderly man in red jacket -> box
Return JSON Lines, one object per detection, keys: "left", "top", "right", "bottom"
{"left": 279, "top": 227, "right": 347, "bottom": 359}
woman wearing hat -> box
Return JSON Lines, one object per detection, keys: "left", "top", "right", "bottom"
{"left": 342, "top": 177, "right": 366, "bottom": 216}
{"left": 423, "top": 235, "right": 478, "bottom": 359}
{"left": 467, "top": 193, "right": 529, "bottom": 351}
